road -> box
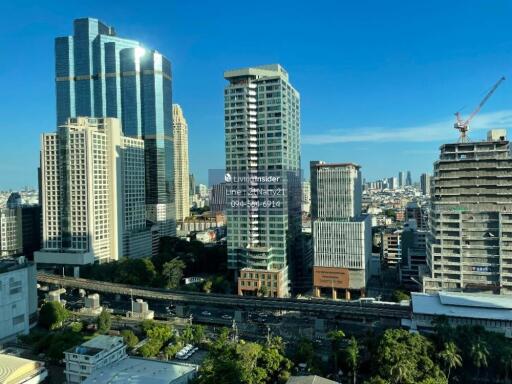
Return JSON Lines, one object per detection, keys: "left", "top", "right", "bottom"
{"left": 38, "top": 273, "right": 411, "bottom": 321}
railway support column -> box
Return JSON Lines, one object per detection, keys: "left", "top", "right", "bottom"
{"left": 176, "top": 305, "right": 185, "bottom": 317}
{"left": 314, "top": 318, "right": 325, "bottom": 333}
{"left": 234, "top": 310, "right": 243, "bottom": 323}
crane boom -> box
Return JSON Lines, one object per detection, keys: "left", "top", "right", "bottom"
{"left": 454, "top": 76, "right": 505, "bottom": 142}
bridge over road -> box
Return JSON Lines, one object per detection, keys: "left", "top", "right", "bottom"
{"left": 37, "top": 273, "right": 411, "bottom": 322}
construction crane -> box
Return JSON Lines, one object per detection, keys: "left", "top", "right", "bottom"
{"left": 454, "top": 76, "right": 506, "bottom": 142}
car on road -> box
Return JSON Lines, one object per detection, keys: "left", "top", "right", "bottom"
{"left": 221, "top": 314, "right": 232, "bottom": 320}
{"left": 201, "top": 311, "right": 212, "bottom": 316}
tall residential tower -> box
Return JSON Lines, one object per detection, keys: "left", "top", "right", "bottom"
{"left": 55, "top": 18, "right": 174, "bottom": 236}
{"left": 224, "top": 64, "right": 301, "bottom": 297}
{"left": 172, "top": 104, "right": 190, "bottom": 221}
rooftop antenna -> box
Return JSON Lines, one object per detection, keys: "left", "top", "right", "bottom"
{"left": 454, "top": 76, "right": 505, "bottom": 142}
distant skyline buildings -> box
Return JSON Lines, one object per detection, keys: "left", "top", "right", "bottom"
{"left": 55, "top": 17, "right": 175, "bottom": 236}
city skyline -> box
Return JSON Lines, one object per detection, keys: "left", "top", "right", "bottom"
{"left": 3, "top": 1, "right": 512, "bottom": 189}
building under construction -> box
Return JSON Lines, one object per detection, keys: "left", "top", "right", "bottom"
{"left": 423, "top": 129, "right": 512, "bottom": 294}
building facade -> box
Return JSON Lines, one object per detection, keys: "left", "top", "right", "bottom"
{"left": 35, "top": 117, "right": 147, "bottom": 266}
{"left": 55, "top": 18, "right": 175, "bottom": 236}
{"left": 424, "top": 130, "right": 512, "bottom": 294}
{"left": 224, "top": 65, "right": 301, "bottom": 297}
{"left": 0, "top": 258, "right": 37, "bottom": 343}
{"left": 311, "top": 162, "right": 371, "bottom": 299}
{"left": 0, "top": 208, "right": 22, "bottom": 257}
{"left": 64, "top": 335, "right": 127, "bottom": 383}
{"left": 172, "top": 104, "right": 190, "bottom": 221}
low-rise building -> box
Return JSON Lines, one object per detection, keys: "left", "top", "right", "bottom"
{"left": 381, "top": 230, "right": 402, "bottom": 267}
{"left": 64, "top": 335, "right": 127, "bottom": 383}
{"left": 0, "top": 354, "right": 48, "bottom": 384}
{"left": 238, "top": 267, "right": 288, "bottom": 297}
{"left": 0, "top": 257, "right": 37, "bottom": 343}
{"left": 83, "top": 357, "right": 197, "bottom": 384}
{"left": 405, "top": 291, "right": 512, "bottom": 337}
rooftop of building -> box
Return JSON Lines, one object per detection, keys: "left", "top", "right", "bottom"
{"left": 0, "top": 354, "right": 46, "bottom": 384}
{"left": 66, "top": 335, "right": 124, "bottom": 356}
{"left": 0, "top": 257, "right": 30, "bottom": 274}
{"left": 411, "top": 291, "right": 512, "bottom": 321}
{"left": 286, "top": 375, "right": 340, "bottom": 384}
{"left": 313, "top": 162, "right": 361, "bottom": 169}
{"left": 224, "top": 64, "right": 289, "bottom": 81}
{"left": 83, "top": 357, "right": 197, "bottom": 384}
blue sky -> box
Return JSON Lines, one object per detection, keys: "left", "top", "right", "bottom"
{"left": 2, "top": 0, "right": 512, "bottom": 189}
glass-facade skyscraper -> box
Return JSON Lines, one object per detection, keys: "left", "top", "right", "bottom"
{"left": 55, "top": 18, "right": 174, "bottom": 235}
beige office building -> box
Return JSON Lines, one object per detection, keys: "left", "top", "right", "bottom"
{"left": 172, "top": 104, "right": 190, "bottom": 221}
{"left": 35, "top": 117, "right": 148, "bottom": 266}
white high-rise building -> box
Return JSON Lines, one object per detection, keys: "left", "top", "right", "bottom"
{"left": 0, "top": 258, "right": 37, "bottom": 343}
{"left": 172, "top": 104, "right": 190, "bottom": 221}
{"left": 311, "top": 162, "right": 371, "bottom": 300}
{"left": 0, "top": 208, "right": 22, "bottom": 257}
{"left": 302, "top": 181, "right": 311, "bottom": 213}
{"left": 35, "top": 117, "right": 147, "bottom": 266}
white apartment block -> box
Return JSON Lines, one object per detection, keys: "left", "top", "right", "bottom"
{"left": 35, "top": 117, "right": 147, "bottom": 266}
{"left": 311, "top": 162, "right": 371, "bottom": 299}
{"left": 0, "top": 208, "right": 22, "bottom": 257}
{"left": 64, "top": 335, "right": 127, "bottom": 384}
{"left": 0, "top": 258, "right": 38, "bottom": 343}
{"left": 173, "top": 104, "right": 190, "bottom": 222}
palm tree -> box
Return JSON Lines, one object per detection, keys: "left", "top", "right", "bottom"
{"left": 344, "top": 336, "right": 360, "bottom": 384}
{"left": 470, "top": 338, "right": 489, "bottom": 378}
{"left": 499, "top": 345, "right": 512, "bottom": 383}
{"left": 327, "top": 329, "right": 345, "bottom": 375}
{"left": 438, "top": 341, "right": 462, "bottom": 382}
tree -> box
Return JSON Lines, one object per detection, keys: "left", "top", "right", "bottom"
{"left": 117, "top": 258, "right": 157, "bottom": 286}
{"left": 39, "top": 301, "right": 69, "bottom": 330}
{"left": 438, "top": 342, "right": 462, "bottom": 381}
{"left": 345, "top": 336, "right": 360, "bottom": 384}
{"left": 328, "top": 329, "right": 346, "bottom": 374}
{"left": 164, "top": 341, "right": 183, "bottom": 359}
{"left": 192, "top": 324, "right": 206, "bottom": 344}
{"left": 470, "top": 338, "right": 489, "bottom": 378}
{"left": 202, "top": 279, "right": 213, "bottom": 293}
{"left": 97, "top": 309, "right": 111, "bottom": 333}
{"left": 376, "top": 329, "right": 447, "bottom": 384}
{"left": 258, "top": 284, "right": 269, "bottom": 297}
{"left": 392, "top": 289, "right": 410, "bottom": 303}
{"left": 121, "top": 329, "right": 139, "bottom": 348}
{"left": 181, "top": 324, "right": 194, "bottom": 344}
{"left": 70, "top": 321, "right": 83, "bottom": 333}
{"left": 432, "top": 315, "right": 452, "bottom": 347}
{"left": 196, "top": 336, "right": 290, "bottom": 384}
{"left": 162, "top": 258, "right": 186, "bottom": 288}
